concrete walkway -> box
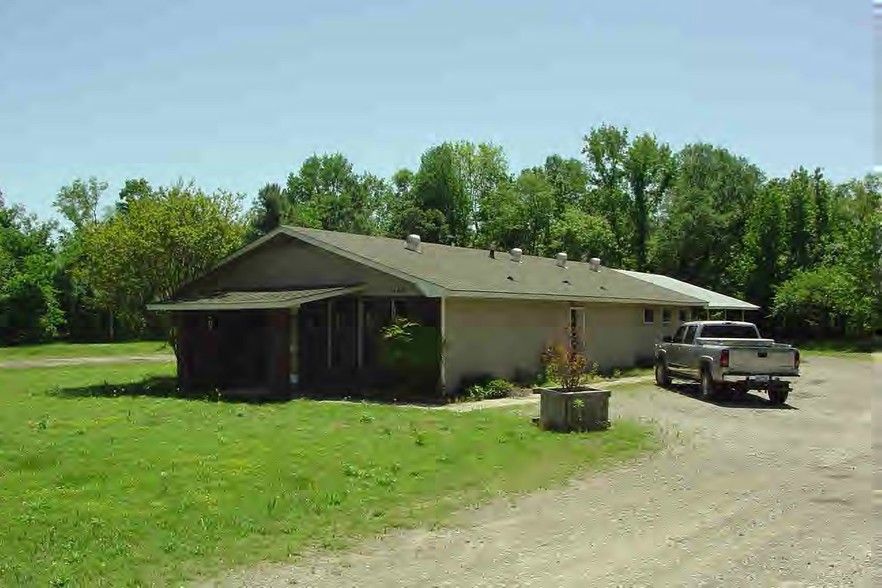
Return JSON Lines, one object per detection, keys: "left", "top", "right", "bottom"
{"left": 440, "top": 374, "right": 654, "bottom": 412}
{"left": 0, "top": 354, "right": 175, "bottom": 369}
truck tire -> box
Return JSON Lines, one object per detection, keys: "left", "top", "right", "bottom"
{"left": 655, "top": 359, "right": 671, "bottom": 387}
{"left": 700, "top": 367, "right": 717, "bottom": 400}
{"left": 768, "top": 388, "right": 789, "bottom": 405}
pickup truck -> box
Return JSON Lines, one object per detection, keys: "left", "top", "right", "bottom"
{"left": 654, "top": 321, "right": 800, "bottom": 405}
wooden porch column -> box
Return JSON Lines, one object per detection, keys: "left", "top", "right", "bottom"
{"left": 439, "top": 296, "right": 447, "bottom": 395}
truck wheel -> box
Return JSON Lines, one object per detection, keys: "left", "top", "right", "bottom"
{"left": 700, "top": 368, "right": 717, "bottom": 400}
{"left": 655, "top": 360, "right": 671, "bottom": 387}
{"left": 768, "top": 388, "right": 789, "bottom": 405}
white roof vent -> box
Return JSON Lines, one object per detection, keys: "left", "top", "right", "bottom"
{"left": 556, "top": 252, "right": 567, "bottom": 268}
{"left": 509, "top": 248, "right": 523, "bottom": 262}
{"left": 405, "top": 234, "right": 421, "bottom": 252}
{"left": 589, "top": 257, "right": 601, "bottom": 272}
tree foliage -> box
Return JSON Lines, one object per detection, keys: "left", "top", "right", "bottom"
{"left": 2, "top": 125, "right": 879, "bottom": 346}
{"left": 0, "top": 195, "right": 63, "bottom": 343}
{"left": 77, "top": 182, "right": 247, "bottom": 334}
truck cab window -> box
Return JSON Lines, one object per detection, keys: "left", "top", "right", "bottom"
{"left": 673, "top": 326, "right": 686, "bottom": 343}
{"left": 684, "top": 325, "right": 697, "bottom": 344}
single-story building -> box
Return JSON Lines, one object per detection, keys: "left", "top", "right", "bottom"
{"left": 147, "top": 226, "right": 758, "bottom": 398}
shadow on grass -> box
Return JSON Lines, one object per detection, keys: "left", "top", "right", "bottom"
{"left": 48, "top": 377, "right": 449, "bottom": 406}
{"left": 48, "top": 377, "right": 289, "bottom": 404}
{"left": 663, "top": 382, "right": 798, "bottom": 410}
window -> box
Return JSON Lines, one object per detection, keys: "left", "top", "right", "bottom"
{"left": 684, "top": 325, "right": 698, "bottom": 344}
{"left": 673, "top": 325, "right": 687, "bottom": 343}
{"left": 643, "top": 308, "right": 655, "bottom": 324}
{"left": 662, "top": 308, "right": 671, "bottom": 324}
{"left": 700, "top": 324, "right": 760, "bottom": 339}
{"left": 678, "top": 309, "right": 687, "bottom": 322}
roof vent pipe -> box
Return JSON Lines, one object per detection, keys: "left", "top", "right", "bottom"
{"left": 556, "top": 252, "right": 568, "bottom": 268}
{"left": 405, "top": 234, "right": 421, "bottom": 252}
{"left": 509, "top": 248, "right": 523, "bottom": 262}
{"left": 589, "top": 257, "right": 601, "bottom": 271}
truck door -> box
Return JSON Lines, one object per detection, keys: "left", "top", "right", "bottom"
{"left": 681, "top": 324, "right": 699, "bottom": 377}
{"left": 668, "top": 325, "right": 687, "bottom": 367}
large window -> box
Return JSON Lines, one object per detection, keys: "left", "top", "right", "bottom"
{"left": 662, "top": 308, "right": 671, "bottom": 324}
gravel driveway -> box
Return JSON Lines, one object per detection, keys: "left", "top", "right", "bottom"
{"left": 208, "top": 355, "right": 876, "bottom": 588}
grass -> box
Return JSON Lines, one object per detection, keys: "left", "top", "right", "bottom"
{"left": 0, "top": 341, "right": 170, "bottom": 362}
{"left": 792, "top": 338, "right": 880, "bottom": 359}
{"left": 0, "top": 364, "right": 656, "bottom": 587}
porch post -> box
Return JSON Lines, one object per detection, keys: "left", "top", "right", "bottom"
{"left": 439, "top": 296, "right": 447, "bottom": 394}
{"left": 327, "top": 299, "right": 333, "bottom": 369}
{"left": 356, "top": 298, "right": 364, "bottom": 368}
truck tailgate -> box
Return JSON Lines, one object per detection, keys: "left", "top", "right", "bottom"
{"left": 729, "top": 347, "right": 796, "bottom": 374}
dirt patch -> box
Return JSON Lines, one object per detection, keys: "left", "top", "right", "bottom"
{"left": 204, "top": 356, "right": 875, "bottom": 588}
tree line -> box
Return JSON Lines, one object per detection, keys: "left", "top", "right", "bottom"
{"left": 1, "top": 124, "right": 879, "bottom": 345}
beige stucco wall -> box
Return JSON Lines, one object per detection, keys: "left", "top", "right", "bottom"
{"left": 442, "top": 298, "right": 693, "bottom": 391}
{"left": 443, "top": 298, "right": 568, "bottom": 391}
{"left": 580, "top": 303, "right": 687, "bottom": 369}
{"left": 184, "top": 236, "right": 422, "bottom": 297}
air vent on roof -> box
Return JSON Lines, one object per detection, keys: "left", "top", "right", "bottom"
{"left": 556, "top": 252, "right": 567, "bottom": 268}
{"left": 589, "top": 257, "right": 601, "bottom": 272}
{"left": 510, "top": 248, "right": 523, "bottom": 262}
{"left": 405, "top": 234, "right": 421, "bottom": 252}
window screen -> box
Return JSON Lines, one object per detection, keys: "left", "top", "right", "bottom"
{"left": 643, "top": 308, "right": 655, "bottom": 324}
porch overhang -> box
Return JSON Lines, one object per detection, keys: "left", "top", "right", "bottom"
{"left": 146, "top": 286, "right": 363, "bottom": 312}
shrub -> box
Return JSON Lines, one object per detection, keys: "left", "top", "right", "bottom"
{"left": 541, "top": 329, "right": 589, "bottom": 391}
{"left": 461, "top": 377, "right": 515, "bottom": 401}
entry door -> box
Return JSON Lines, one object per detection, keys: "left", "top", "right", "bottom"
{"left": 570, "top": 307, "right": 586, "bottom": 351}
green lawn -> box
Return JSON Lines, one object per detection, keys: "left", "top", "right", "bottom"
{"left": 0, "top": 364, "right": 656, "bottom": 587}
{"left": 794, "top": 339, "right": 880, "bottom": 359}
{"left": 0, "top": 341, "right": 170, "bottom": 362}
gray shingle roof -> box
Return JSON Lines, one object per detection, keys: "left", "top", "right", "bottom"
{"left": 147, "top": 286, "right": 359, "bottom": 311}
{"left": 281, "top": 226, "right": 706, "bottom": 306}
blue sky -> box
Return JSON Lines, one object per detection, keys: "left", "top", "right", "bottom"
{"left": 0, "top": 0, "right": 873, "bottom": 219}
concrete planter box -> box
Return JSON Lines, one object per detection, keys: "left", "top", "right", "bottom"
{"left": 534, "top": 386, "right": 611, "bottom": 432}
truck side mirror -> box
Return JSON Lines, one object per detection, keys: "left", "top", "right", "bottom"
{"left": 662, "top": 335, "right": 673, "bottom": 343}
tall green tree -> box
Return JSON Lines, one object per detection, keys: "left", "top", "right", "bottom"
{"left": 412, "top": 144, "right": 471, "bottom": 245}
{"left": 53, "top": 177, "right": 106, "bottom": 230}
{"left": 625, "top": 134, "right": 674, "bottom": 270}
{"left": 284, "top": 154, "right": 387, "bottom": 234}
{"left": 117, "top": 178, "right": 153, "bottom": 214}
{"left": 651, "top": 143, "right": 764, "bottom": 290}
{"left": 78, "top": 182, "right": 247, "bottom": 337}
{"left": 547, "top": 207, "right": 619, "bottom": 264}
{"left": 0, "top": 194, "right": 63, "bottom": 343}
{"left": 582, "top": 124, "right": 631, "bottom": 256}
{"left": 248, "top": 183, "right": 288, "bottom": 240}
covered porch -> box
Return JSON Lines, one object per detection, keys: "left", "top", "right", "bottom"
{"left": 149, "top": 287, "right": 442, "bottom": 399}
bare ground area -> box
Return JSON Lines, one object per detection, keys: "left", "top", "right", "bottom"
{"left": 206, "top": 355, "right": 876, "bottom": 588}
{"left": 0, "top": 354, "right": 174, "bottom": 369}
